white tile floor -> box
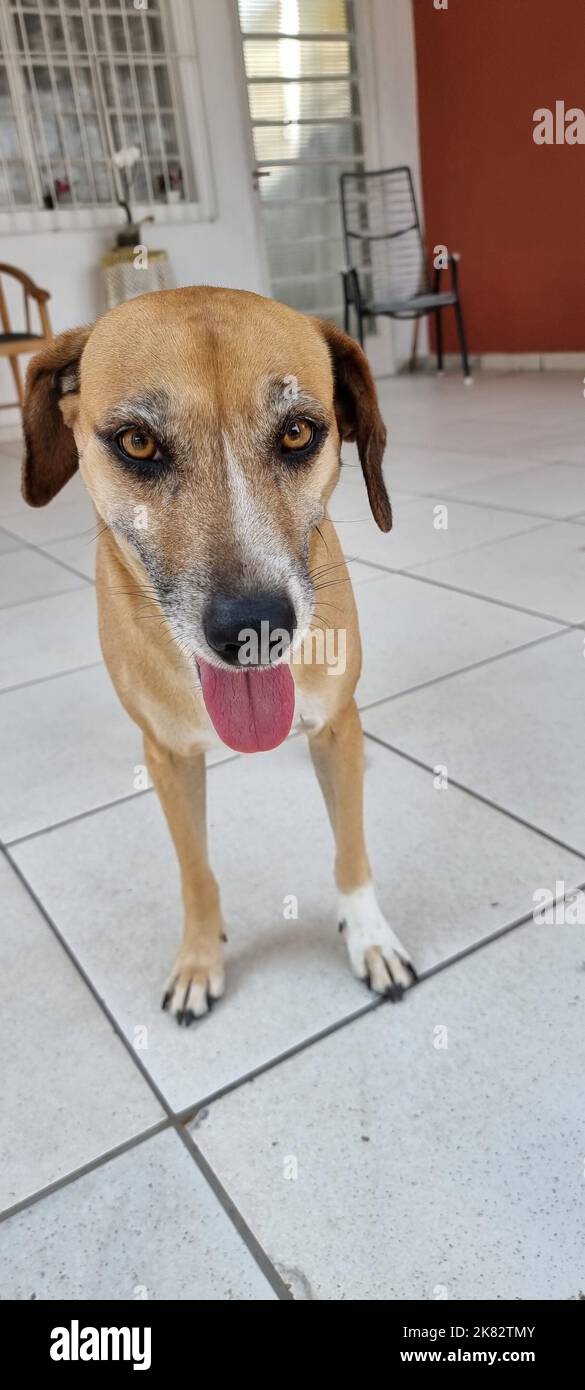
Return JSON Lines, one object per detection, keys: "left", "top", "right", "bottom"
{"left": 1, "top": 372, "right": 584, "bottom": 1301}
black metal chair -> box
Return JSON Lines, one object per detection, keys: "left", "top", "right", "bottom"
{"left": 340, "top": 165, "right": 471, "bottom": 381}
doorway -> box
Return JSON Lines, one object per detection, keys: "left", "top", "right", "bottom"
{"left": 236, "top": 0, "right": 365, "bottom": 327}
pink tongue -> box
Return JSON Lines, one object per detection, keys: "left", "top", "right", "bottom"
{"left": 198, "top": 659, "right": 295, "bottom": 753}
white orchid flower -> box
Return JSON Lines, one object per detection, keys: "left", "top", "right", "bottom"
{"left": 112, "top": 145, "right": 141, "bottom": 170}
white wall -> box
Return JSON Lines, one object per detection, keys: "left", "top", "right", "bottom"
{"left": 359, "top": 0, "right": 425, "bottom": 372}
{"left": 0, "top": 0, "right": 264, "bottom": 416}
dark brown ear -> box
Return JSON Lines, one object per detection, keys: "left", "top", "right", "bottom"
{"left": 315, "top": 318, "right": 391, "bottom": 532}
{"left": 22, "top": 325, "right": 92, "bottom": 507}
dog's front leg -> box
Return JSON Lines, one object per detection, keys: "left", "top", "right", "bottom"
{"left": 144, "top": 734, "right": 225, "bottom": 1025}
{"left": 309, "top": 698, "right": 415, "bottom": 998}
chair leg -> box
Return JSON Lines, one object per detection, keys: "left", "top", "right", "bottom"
{"left": 8, "top": 354, "right": 24, "bottom": 410}
{"left": 356, "top": 308, "right": 364, "bottom": 349}
{"left": 343, "top": 299, "right": 350, "bottom": 334}
{"left": 435, "top": 309, "right": 444, "bottom": 374}
{"left": 454, "top": 297, "right": 472, "bottom": 382}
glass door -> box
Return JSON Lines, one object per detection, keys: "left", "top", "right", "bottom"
{"left": 237, "top": 0, "right": 364, "bottom": 325}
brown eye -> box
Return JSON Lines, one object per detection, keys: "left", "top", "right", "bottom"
{"left": 280, "top": 419, "right": 315, "bottom": 452}
{"left": 118, "top": 428, "right": 158, "bottom": 461}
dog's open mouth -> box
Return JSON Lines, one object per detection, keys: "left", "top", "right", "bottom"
{"left": 198, "top": 658, "right": 295, "bottom": 754}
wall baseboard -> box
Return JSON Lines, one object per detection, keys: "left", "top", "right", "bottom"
{"left": 401, "top": 351, "right": 585, "bottom": 374}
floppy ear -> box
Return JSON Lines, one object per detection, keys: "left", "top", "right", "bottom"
{"left": 315, "top": 318, "right": 391, "bottom": 532}
{"left": 22, "top": 325, "right": 92, "bottom": 507}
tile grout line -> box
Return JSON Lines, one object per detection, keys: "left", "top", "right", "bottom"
{"left": 419, "top": 497, "right": 585, "bottom": 523}
{"left": 363, "top": 729, "right": 585, "bottom": 863}
{"left": 5, "top": 786, "right": 156, "bottom": 847}
{"left": 0, "top": 659, "right": 103, "bottom": 699}
{"left": 346, "top": 550, "right": 583, "bottom": 628}
{"left": 4, "top": 756, "right": 242, "bottom": 850}
{"left": 0, "top": 1121, "right": 172, "bottom": 1227}
{"left": 0, "top": 522, "right": 100, "bottom": 580}
{"left": 0, "top": 843, "right": 292, "bottom": 1302}
{"left": 0, "top": 583, "right": 90, "bottom": 614}
{"left": 2, "top": 626, "right": 577, "bottom": 850}
{"left": 174, "top": 873, "right": 585, "bottom": 1125}
{"left": 2, "top": 834, "right": 578, "bottom": 1254}
{"left": 357, "top": 624, "right": 576, "bottom": 713}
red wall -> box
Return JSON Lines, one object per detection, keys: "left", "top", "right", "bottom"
{"left": 412, "top": 0, "right": 585, "bottom": 352}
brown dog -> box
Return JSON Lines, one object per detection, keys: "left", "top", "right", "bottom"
{"left": 22, "top": 286, "right": 415, "bottom": 1023}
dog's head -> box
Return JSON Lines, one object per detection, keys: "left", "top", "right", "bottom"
{"left": 22, "top": 288, "right": 390, "bottom": 748}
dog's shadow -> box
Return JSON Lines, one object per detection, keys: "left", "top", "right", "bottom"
{"left": 222, "top": 913, "right": 344, "bottom": 1000}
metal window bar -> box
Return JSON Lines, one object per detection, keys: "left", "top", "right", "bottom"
{"left": 0, "top": 0, "right": 192, "bottom": 210}
{"left": 112, "top": 0, "right": 155, "bottom": 206}
{"left": 55, "top": 0, "right": 99, "bottom": 206}
{"left": 0, "top": 6, "right": 48, "bottom": 207}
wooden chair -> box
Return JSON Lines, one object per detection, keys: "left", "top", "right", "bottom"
{"left": 0, "top": 264, "right": 52, "bottom": 411}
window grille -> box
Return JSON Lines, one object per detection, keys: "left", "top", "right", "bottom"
{"left": 0, "top": 0, "right": 195, "bottom": 212}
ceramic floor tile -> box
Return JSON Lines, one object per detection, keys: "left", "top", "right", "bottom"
{"left": 413, "top": 521, "right": 585, "bottom": 624}
{"left": 12, "top": 734, "right": 585, "bottom": 1112}
{"left": 345, "top": 559, "right": 384, "bottom": 588}
{"left": 388, "top": 418, "right": 565, "bottom": 455}
{"left": 194, "top": 917, "right": 585, "bottom": 1300}
{"left": 0, "top": 546, "right": 88, "bottom": 608}
{"left": 384, "top": 444, "right": 546, "bottom": 496}
{"left": 0, "top": 856, "right": 161, "bottom": 1211}
{"left": 0, "top": 661, "right": 235, "bottom": 843}
{"left": 40, "top": 531, "right": 97, "bottom": 581}
{"left": 1, "top": 491, "right": 97, "bottom": 545}
{"left": 337, "top": 498, "right": 546, "bottom": 572}
{"left": 363, "top": 629, "right": 585, "bottom": 854}
{"left": 354, "top": 571, "right": 560, "bottom": 706}
{"left": 501, "top": 432, "right": 585, "bottom": 465}
{"left": 0, "top": 453, "right": 25, "bottom": 511}
{"left": 0, "top": 586, "right": 101, "bottom": 691}
{"left": 328, "top": 469, "right": 416, "bottom": 524}
{"left": 0, "top": 1129, "right": 275, "bottom": 1300}
{"left": 441, "top": 462, "right": 585, "bottom": 518}
{"left": 0, "top": 663, "right": 144, "bottom": 841}
{"left": 0, "top": 527, "right": 22, "bottom": 556}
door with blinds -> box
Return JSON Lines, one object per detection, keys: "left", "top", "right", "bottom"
{"left": 236, "top": 0, "right": 364, "bottom": 325}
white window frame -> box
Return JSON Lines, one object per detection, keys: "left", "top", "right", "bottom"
{"left": 0, "top": 0, "right": 216, "bottom": 235}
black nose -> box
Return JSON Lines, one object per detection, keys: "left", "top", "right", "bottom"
{"left": 203, "top": 590, "right": 296, "bottom": 666}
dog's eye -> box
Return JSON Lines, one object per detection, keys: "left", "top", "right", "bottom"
{"left": 280, "top": 419, "right": 315, "bottom": 453}
{"left": 117, "top": 428, "right": 159, "bottom": 462}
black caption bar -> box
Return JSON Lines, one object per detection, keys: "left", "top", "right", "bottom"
{"left": 0, "top": 1298, "right": 581, "bottom": 1375}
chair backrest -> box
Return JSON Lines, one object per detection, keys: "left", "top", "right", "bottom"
{"left": 0, "top": 264, "right": 30, "bottom": 337}
{"left": 340, "top": 165, "right": 429, "bottom": 306}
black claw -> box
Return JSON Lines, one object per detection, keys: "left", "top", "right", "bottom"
{"left": 407, "top": 961, "right": 419, "bottom": 984}
{"left": 161, "top": 990, "right": 172, "bottom": 1012}
{"left": 385, "top": 982, "right": 404, "bottom": 1003}
{"left": 206, "top": 990, "right": 215, "bottom": 1012}
{"left": 338, "top": 919, "right": 346, "bottom": 934}
{"left": 177, "top": 1008, "right": 196, "bottom": 1028}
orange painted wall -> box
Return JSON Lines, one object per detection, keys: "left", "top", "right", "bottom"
{"left": 412, "top": 0, "right": 585, "bottom": 352}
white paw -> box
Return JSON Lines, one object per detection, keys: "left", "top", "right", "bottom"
{"left": 338, "top": 883, "right": 416, "bottom": 1000}
{"left": 162, "top": 946, "right": 225, "bottom": 1026}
